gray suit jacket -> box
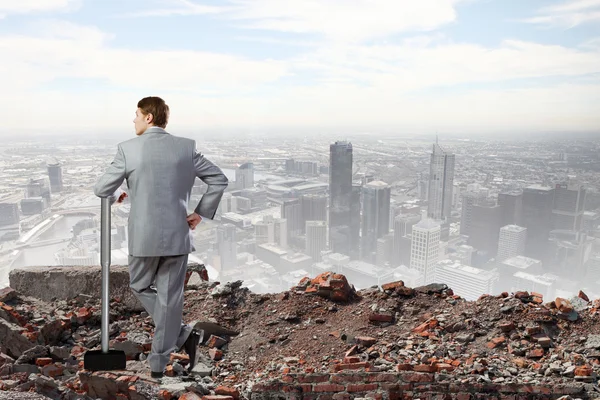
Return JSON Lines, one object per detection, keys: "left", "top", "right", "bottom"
{"left": 93, "top": 127, "right": 228, "bottom": 257}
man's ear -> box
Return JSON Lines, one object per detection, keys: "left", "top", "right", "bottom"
{"left": 146, "top": 113, "right": 154, "bottom": 124}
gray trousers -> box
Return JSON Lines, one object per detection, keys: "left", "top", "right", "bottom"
{"left": 128, "top": 254, "right": 193, "bottom": 372}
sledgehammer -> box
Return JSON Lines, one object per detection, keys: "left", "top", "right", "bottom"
{"left": 84, "top": 197, "right": 126, "bottom": 371}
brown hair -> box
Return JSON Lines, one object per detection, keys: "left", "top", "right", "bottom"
{"left": 137, "top": 96, "right": 169, "bottom": 128}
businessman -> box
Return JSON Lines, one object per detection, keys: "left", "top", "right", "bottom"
{"left": 94, "top": 96, "right": 228, "bottom": 378}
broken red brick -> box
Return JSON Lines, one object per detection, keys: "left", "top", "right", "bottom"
{"left": 215, "top": 386, "right": 240, "bottom": 400}
{"left": 209, "top": 348, "right": 223, "bottom": 361}
{"left": 35, "top": 358, "right": 53, "bottom": 367}
{"left": 555, "top": 297, "right": 573, "bottom": 313}
{"left": 579, "top": 290, "right": 590, "bottom": 302}
{"left": 381, "top": 281, "right": 404, "bottom": 291}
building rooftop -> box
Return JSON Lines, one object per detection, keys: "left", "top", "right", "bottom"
{"left": 501, "top": 225, "right": 527, "bottom": 233}
{"left": 502, "top": 255, "right": 541, "bottom": 269}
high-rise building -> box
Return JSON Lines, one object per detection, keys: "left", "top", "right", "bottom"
{"left": 47, "top": 162, "right": 63, "bottom": 193}
{"left": 27, "top": 177, "right": 51, "bottom": 206}
{"left": 392, "top": 214, "right": 421, "bottom": 267}
{"left": 329, "top": 141, "right": 353, "bottom": 255}
{"left": 547, "top": 230, "right": 594, "bottom": 276}
{"left": 498, "top": 190, "right": 523, "bottom": 227}
{"left": 433, "top": 260, "right": 499, "bottom": 301}
{"left": 469, "top": 204, "right": 504, "bottom": 257}
{"left": 349, "top": 184, "right": 361, "bottom": 260}
{"left": 0, "top": 203, "right": 19, "bottom": 227}
{"left": 497, "top": 225, "right": 527, "bottom": 263}
{"left": 282, "top": 199, "right": 302, "bottom": 242}
{"left": 235, "top": 162, "right": 254, "bottom": 190}
{"left": 552, "top": 182, "right": 586, "bottom": 232}
{"left": 361, "top": 181, "right": 391, "bottom": 262}
{"left": 376, "top": 234, "right": 394, "bottom": 266}
{"left": 274, "top": 218, "right": 288, "bottom": 249}
{"left": 255, "top": 218, "right": 275, "bottom": 245}
{"left": 460, "top": 191, "right": 486, "bottom": 236}
{"left": 300, "top": 194, "right": 327, "bottom": 233}
{"left": 0, "top": 202, "right": 20, "bottom": 241}
{"left": 306, "top": 221, "right": 327, "bottom": 262}
{"left": 522, "top": 185, "right": 555, "bottom": 260}
{"left": 410, "top": 211, "right": 441, "bottom": 285}
{"left": 427, "top": 143, "right": 455, "bottom": 221}
{"left": 216, "top": 224, "right": 237, "bottom": 271}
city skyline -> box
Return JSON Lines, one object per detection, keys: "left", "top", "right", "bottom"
{"left": 0, "top": 0, "right": 599, "bottom": 134}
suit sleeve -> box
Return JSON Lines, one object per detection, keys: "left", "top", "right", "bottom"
{"left": 94, "top": 144, "right": 126, "bottom": 201}
{"left": 193, "top": 141, "right": 228, "bottom": 219}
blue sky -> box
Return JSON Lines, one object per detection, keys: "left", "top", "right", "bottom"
{"left": 0, "top": 0, "right": 599, "bottom": 134}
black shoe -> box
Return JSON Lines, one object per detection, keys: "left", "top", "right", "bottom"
{"left": 184, "top": 329, "right": 202, "bottom": 371}
{"left": 151, "top": 371, "right": 163, "bottom": 379}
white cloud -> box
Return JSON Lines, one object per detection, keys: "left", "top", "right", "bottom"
{"left": 0, "top": 21, "right": 288, "bottom": 93}
{"left": 226, "top": 0, "right": 467, "bottom": 42}
{"left": 0, "top": 20, "right": 598, "bottom": 134}
{"left": 128, "top": 0, "right": 467, "bottom": 42}
{"left": 523, "top": 0, "right": 600, "bottom": 28}
{"left": 118, "top": 0, "right": 225, "bottom": 18}
{"left": 0, "top": 0, "right": 80, "bottom": 18}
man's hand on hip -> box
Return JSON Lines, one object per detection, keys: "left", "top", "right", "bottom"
{"left": 187, "top": 213, "right": 202, "bottom": 230}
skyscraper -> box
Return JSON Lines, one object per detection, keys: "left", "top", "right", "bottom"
{"left": 427, "top": 143, "right": 455, "bottom": 221}
{"left": 47, "top": 162, "right": 63, "bottom": 193}
{"left": 300, "top": 194, "right": 327, "bottom": 233}
{"left": 306, "top": 221, "right": 327, "bottom": 262}
{"left": 27, "top": 177, "right": 51, "bottom": 206}
{"left": 392, "top": 214, "right": 421, "bottom": 267}
{"left": 497, "top": 225, "right": 527, "bottom": 263}
{"left": 460, "top": 190, "right": 486, "bottom": 236}
{"left": 522, "top": 185, "right": 555, "bottom": 260}
{"left": 498, "top": 190, "right": 523, "bottom": 227}
{"left": 361, "top": 181, "right": 391, "bottom": 262}
{"left": 552, "top": 182, "right": 586, "bottom": 232}
{"left": 282, "top": 199, "right": 302, "bottom": 243}
{"left": 469, "top": 204, "right": 504, "bottom": 257}
{"left": 410, "top": 211, "right": 441, "bottom": 285}
{"left": 216, "top": 224, "right": 237, "bottom": 271}
{"left": 235, "top": 162, "right": 254, "bottom": 190}
{"left": 329, "top": 141, "right": 353, "bottom": 255}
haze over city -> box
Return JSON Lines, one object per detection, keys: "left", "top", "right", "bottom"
{"left": 0, "top": 0, "right": 599, "bottom": 304}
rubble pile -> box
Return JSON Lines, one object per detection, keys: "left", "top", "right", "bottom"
{"left": 2, "top": 270, "right": 600, "bottom": 399}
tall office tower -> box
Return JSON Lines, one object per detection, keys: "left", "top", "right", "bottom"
{"left": 235, "top": 162, "right": 254, "bottom": 190}
{"left": 255, "top": 217, "right": 275, "bottom": 245}
{"left": 47, "top": 162, "right": 63, "bottom": 193}
{"left": 452, "top": 184, "right": 462, "bottom": 208}
{"left": 392, "top": 214, "right": 421, "bottom": 267}
{"left": 0, "top": 202, "right": 20, "bottom": 241}
{"left": 552, "top": 182, "right": 586, "bottom": 232}
{"left": 469, "top": 204, "right": 504, "bottom": 257}
{"left": 361, "top": 181, "right": 391, "bottom": 262}
{"left": 433, "top": 260, "right": 499, "bottom": 301}
{"left": 0, "top": 203, "right": 19, "bottom": 227}
{"left": 376, "top": 233, "right": 394, "bottom": 266}
{"left": 349, "top": 184, "right": 362, "bottom": 260}
{"left": 460, "top": 191, "right": 485, "bottom": 236}
{"left": 216, "top": 224, "right": 237, "bottom": 271}
{"left": 547, "top": 230, "right": 593, "bottom": 276}
{"left": 410, "top": 211, "right": 441, "bottom": 285}
{"left": 497, "top": 225, "right": 527, "bottom": 263}
{"left": 329, "top": 141, "right": 353, "bottom": 255}
{"left": 306, "top": 221, "right": 327, "bottom": 262}
{"left": 522, "top": 185, "right": 555, "bottom": 260}
{"left": 274, "top": 218, "right": 288, "bottom": 248}
{"left": 27, "top": 177, "right": 51, "bottom": 206}
{"left": 282, "top": 199, "right": 302, "bottom": 242}
{"left": 300, "top": 194, "right": 327, "bottom": 233}
{"left": 427, "top": 142, "right": 455, "bottom": 221}
{"left": 498, "top": 190, "right": 523, "bottom": 227}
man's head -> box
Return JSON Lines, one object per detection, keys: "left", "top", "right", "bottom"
{"left": 134, "top": 96, "right": 169, "bottom": 135}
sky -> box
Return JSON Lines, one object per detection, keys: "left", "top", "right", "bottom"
{"left": 0, "top": 0, "right": 599, "bottom": 136}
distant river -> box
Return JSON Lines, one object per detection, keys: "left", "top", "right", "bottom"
{"left": 11, "top": 215, "right": 92, "bottom": 269}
